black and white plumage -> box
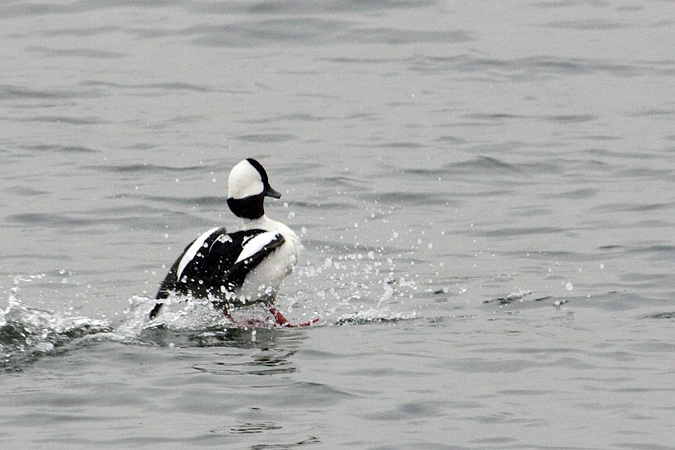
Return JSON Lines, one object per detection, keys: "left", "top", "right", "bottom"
{"left": 149, "top": 158, "right": 300, "bottom": 320}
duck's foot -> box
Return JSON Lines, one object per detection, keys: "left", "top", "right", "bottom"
{"left": 269, "top": 307, "right": 319, "bottom": 328}
{"left": 223, "top": 310, "right": 237, "bottom": 323}
{"left": 223, "top": 307, "right": 317, "bottom": 328}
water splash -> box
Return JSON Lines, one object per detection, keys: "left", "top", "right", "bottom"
{"left": 483, "top": 289, "right": 534, "bottom": 305}
{"left": 287, "top": 244, "right": 421, "bottom": 324}
{"left": 1, "top": 246, "right": 419, "bottom": 369}
{"left": 334, "top": 308, "right": 417, "bottom": 326}
{"left": 1, "top": 279, "right": 112, "bottom": 371}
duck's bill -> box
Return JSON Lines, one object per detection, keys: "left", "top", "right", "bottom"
{"left": 265, "top": 185, "right": 282, "bottom": 198}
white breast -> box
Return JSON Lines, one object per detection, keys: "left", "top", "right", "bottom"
{"left": 235, "top": 215, "right": 300, "bottom": 302}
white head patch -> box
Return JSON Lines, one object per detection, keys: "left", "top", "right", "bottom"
{"left": 228, "top": 159, "right": 264, "bottom": 199}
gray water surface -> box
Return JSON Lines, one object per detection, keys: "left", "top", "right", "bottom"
{"left": 1, "top": 1, "right": 674, "bottom": 449}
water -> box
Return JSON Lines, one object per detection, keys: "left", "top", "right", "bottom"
{"left": 1, "top": 0, "right": 674, "bottom": 448}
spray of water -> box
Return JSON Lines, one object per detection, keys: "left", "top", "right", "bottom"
{"left": 1, "top": 276, "right": 112, "bottom": 371}
{"left": 1, "top": 244, "right": 419, "bottom": 369}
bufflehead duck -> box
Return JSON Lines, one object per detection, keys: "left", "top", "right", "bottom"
{"left": 149, "top": 158, "right": 313, "bottom": 327}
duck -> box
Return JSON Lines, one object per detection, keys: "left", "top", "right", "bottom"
{"left": 149, "top": 158, "right": 313, "bottom": 327}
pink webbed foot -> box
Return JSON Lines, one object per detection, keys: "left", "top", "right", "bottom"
{"left": 223, "top": 310, "right": 237, "bottom": 323}
{"left": 269, "top": 307, "right": 319, "bottom": 328}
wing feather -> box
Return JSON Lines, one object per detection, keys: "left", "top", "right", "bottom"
{"left": 176, "top": 227, "right": 222, "bottom": 281}
{"left": 150, "top": 227, "right": 284, "bottom": 319}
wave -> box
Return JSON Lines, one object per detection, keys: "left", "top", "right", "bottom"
{"left": 0, "top": 294, "right": 112, "bottom": 371}
{"left": 1, "top": 251, "right": 418, "bottom": 370}
{"left": 334, "top": 308, "right": 417, "bottom": 326}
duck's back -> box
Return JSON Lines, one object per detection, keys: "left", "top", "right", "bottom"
{"left": 151, "top": 226, "right": 287, "bottom": 317}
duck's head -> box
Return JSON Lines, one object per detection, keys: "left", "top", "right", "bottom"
{"left": 227, "top": 158, "right": 281, "bottom": 219}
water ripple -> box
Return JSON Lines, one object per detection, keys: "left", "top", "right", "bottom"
{"left": 27, "top": 46, "right": 127, "bottom": 59}
{"left": 0, "top": 84, "right": 99, "bottom": 100}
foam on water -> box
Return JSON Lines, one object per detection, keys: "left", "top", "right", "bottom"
{"left": 1, "top": 279, "right": 112, "bottom": 371}
{"left": 1, "top": 244, "right": 420, "bottom": 369}
{"left": 2, "top": 232, "right": 563, "bottom": 370}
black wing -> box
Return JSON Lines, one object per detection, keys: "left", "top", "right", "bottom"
{"left": 150, "top": 227, "right": 285, "bottom": 319}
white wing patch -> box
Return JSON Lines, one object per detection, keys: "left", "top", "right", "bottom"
{"left": 176, "top": 227, "right": 221, "bottom": 281}
{"left": 235, "top": 231, "right": 280, "bottom": 264}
